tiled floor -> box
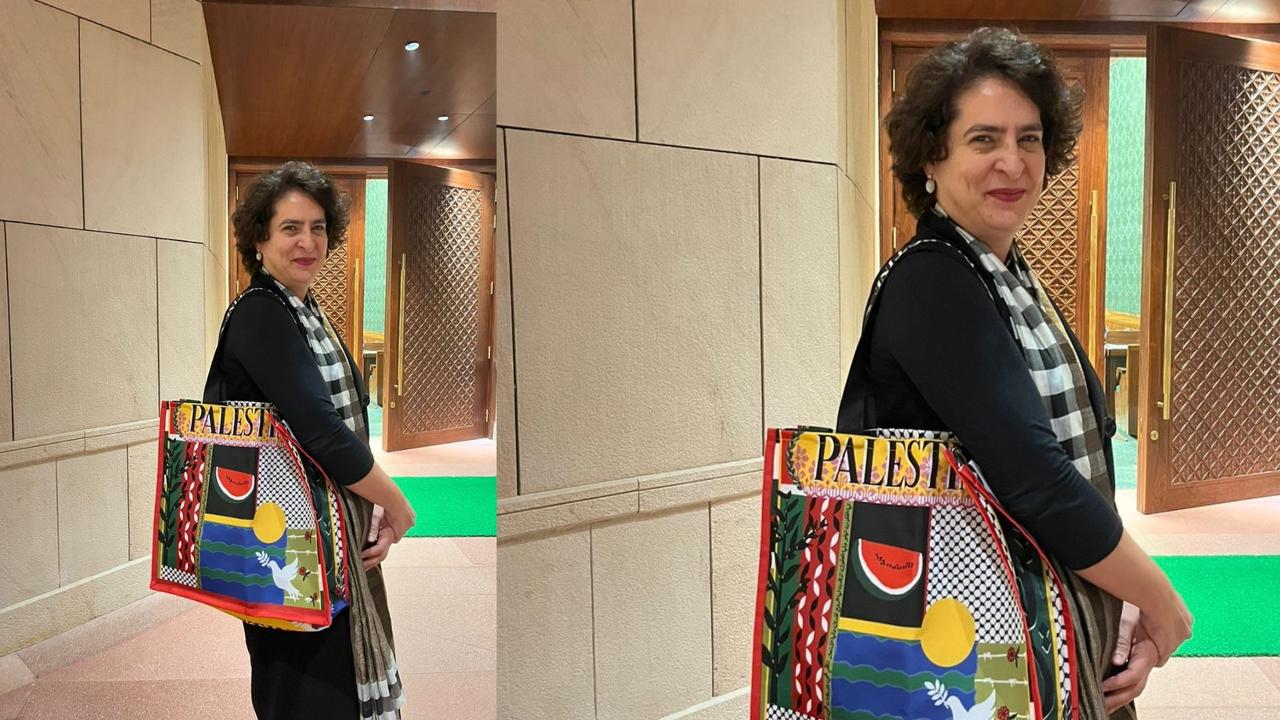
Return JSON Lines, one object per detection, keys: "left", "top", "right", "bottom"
{"left": 372, "top": 437, "right": 496, "bottom": 479}
{"left": 0, "top": 440, "right": 496, "bottom": 720}
{"left": 1114, "top": 489, "right": 1280, "bottom": 717}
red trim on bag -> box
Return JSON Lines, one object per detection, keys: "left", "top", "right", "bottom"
{"left": 750, "top": 428, "right": 782, "bottom": 720}
{"left": 270, "top": 412, "right": 350, "bottom": 602}
{"left": 151, "top": 401, "right": 174, "bottom": 585}
{"left": 270, "top": 415, "right": 336, "bottom": 620}
{"left": 149, "top": 576, "right": 333, "bottom": 626}
{"left": 945, "top": 447, "right": 1081, "bottom": 720}
{"left": 948, "top": 451, "right": 1044, "bottom": 716}
{"left": 149, "top": 401, "right": 356, "bottom": 629}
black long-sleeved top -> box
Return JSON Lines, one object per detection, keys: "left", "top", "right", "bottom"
{"left": 203, "top": 272, "right": 374, "bottom": 486}
{"left": 861, "top": 230, "right": 1123, "bottom": 571}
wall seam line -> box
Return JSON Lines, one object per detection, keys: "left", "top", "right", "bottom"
{"left": 155, "top": 239, "right": 161, "bottom": 410}
{"left": 707, "top": 499, "right": 715, "bottom": 696}
{"left": 4, "top": 224, "right": 12, "bottom": 442}
{"left": 631, "top": 0, "right": 639, "bottom": 142}
{"left": 502, "top": 129, "right": 521, "bottom": 495}
{"left": 589, "top": 527, "right": 599, "bottom": 719}
{"left": 43, "top": 6, "right": 201, "bottom": 68}
{"left": 78, "top": 19, "right": 85, "bottom": 230}
{"left": 758, "top": 157, "right": 764, "bottom": 436}
{"left": 0, "top": 221, "right": 198, "bottom": 247}
{"left": 498, "top": 125, "right": 838, "bottom": 166}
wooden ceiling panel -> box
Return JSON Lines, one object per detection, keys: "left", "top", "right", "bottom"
{"left": 874, "top": 0, "right": 1280, "bottom": 21}
{"left": 418, "top": 113, "right": 495, "bottom": 160}
{"left": 874, "top": 0, "right": 1085, "bottom": 20}
{"left": 345, "top": 115, "right": 466, "bottom": 156}
{"left": 204, "top": 2, "right": 495, "bottom": 161}
{"left": 1078, "top": 0, "right": 1192, "bottom": 17}
{"left": 356, "top": 9, "right": 495, "bottom": 117}
{"left": 1211, "top": 0, "right": 1280, "bottom": 21}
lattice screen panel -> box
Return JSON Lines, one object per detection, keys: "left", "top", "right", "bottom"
{"left": 1018, "top": 161, "right": 1082, "bottom": 328}
{"left": 315, "top": 241, "right": 350, "bottom": 341}
{"left": 1169, "top": 59, "right": 1280, "bottom": 485}
{"left": 401, "top": 182, "right": 484, "bottom": 434}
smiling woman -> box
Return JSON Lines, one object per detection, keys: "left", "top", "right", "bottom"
{"left": 214, "top": 160, "right": 418, "bottom": 719}
{"left": 842, "top": 27, "right": 1194, "bottom": 719}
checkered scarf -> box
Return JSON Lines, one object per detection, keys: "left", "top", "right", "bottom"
{"left": 269, "top": 276, "right": 367, "bottom": 441}
{"left": 929, "top": 207, "right": 1125, "bottom": 719}
{"left": 267, "top": 275, "right": 403, "bottom": 719}
{"left": 932, "top": 207, "right": 1109, "bottom": 489}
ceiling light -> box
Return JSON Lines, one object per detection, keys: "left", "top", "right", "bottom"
{"left": 437, "top": 115, "right": 449, "bottom": 121}
{"left": 404, "top": 41, "right": 420, "bottom": 51}
{"left": 363, "top": 114, "right": 374, "bottom": 121}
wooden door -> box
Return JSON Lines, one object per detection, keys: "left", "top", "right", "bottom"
{"left": 880, "top": 44, "right": 1111, "bottom": 367}
{"left": 1138, "top": 26, "right": 1280, "bottom": 512}
{"left": 227, "top": 169, "right": 366, "bottom": 356}
{"left": 384, "top": 160, "right": 495, "bottom": 451}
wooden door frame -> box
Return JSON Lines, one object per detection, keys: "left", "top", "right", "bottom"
{"left": 384, "top": 160, "right": 497, "bottom": 451}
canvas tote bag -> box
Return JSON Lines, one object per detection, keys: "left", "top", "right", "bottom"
{"left": 751, "top": 239, "right": 1080, "bottom": 720}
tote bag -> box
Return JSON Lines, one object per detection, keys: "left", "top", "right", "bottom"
{"left": 750, "top": 239, "right": 1080, "bottom": 720}
{"left": 150, "top": 289, "right": 350, "bottom": 631}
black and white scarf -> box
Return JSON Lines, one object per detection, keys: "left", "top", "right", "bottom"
{"left": 270, "top": 276, "right": 368, "bottom": 441}
{"left": 933, "top": 207, "right": 1109, "bottom": 488}
{"left": 927, "top": 207, "right": 1125, "bottom": 719}
{"left": 268, "top": 275, "right": 404, "bottom": 719}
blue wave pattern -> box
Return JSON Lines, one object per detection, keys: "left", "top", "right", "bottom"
{"left": 830, "top": 631, "right": 976, "bottom": 720}
{"left": 199, "top": 522, "right": 287, "bottom": 605}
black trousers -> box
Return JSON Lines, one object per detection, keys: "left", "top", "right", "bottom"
{"left": 243, "top": 609, "right": 357, "bottom": 719}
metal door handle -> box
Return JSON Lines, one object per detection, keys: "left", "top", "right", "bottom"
{"left": 1161, "top": 181, "right": 1177, "bottom": 421}
{"left": 397, "top": 254, "right": 407, "bottom": 397}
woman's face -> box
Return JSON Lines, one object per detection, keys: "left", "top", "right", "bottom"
{"left": 256, "top": 189, "right": 329, "bottom": 297}
{"left": 926, "top": 75, "right": 1046, "bottom": 251}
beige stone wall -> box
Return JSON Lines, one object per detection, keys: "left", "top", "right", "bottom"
{"left": 0, "top": 0, "right": 225, "bottom": 656}
{"left": 496, "top": 1, "right": 879, "bottom": 717}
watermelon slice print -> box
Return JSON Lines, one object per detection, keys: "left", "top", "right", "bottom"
{"left": 855, "top": 538, "right": 923, "bottom": 600}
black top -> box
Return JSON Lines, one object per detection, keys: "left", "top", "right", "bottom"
{"left": 857, "top": 219, "right": 1123, "bottom": 571}
{"left": 203, "top": 271, "right": 374, "bottom": 486}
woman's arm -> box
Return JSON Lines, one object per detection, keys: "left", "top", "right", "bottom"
{"left": 1077, "top": 531, "right": 1192, "bottom": 665}
{"left": 876, "top": 251, "right": 1190, "bottom": 659}
{"left": 225, "top": 294, "right": 375, "bottom": 484}
{"left": 348, "top": 463, "right": 415, "bottom": 540}
{"left": 876, "top": 250, "right": 1123, "bottom": 567}
{"left": 224, "top": 294, "right": 414, "bottom": 539}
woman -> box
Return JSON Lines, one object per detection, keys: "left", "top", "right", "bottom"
{"left": 205, "top": 160, "right": 415, "bottom": 719}
{"left": 852, "top": 28, "right": 1192, "bottom": 717}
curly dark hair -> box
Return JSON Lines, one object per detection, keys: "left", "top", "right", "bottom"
{"left": 232, "top": 160, "right": 350, "bottom": 274}
{"left": 885, "top": 27, "right": 1083, "bottom": 217}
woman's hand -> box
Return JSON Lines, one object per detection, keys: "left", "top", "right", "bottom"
{"left": 347, "top": 463, "right": 416, "bottom": 540}
{"left": 1139, "top": 590, "right": 1193, "bottom": 666}
{"left": 380, "top": 497, "right": 416, "bottom": 541}
{"left": 1103, "top": 619, "right": 1159, "bottom": 712}
{"left": 361, "top": 505, "right": 395, "bottom": 570}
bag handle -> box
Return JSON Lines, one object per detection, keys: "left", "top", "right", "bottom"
{"left": 836, "top": 237, "right": 1002, "bottom": 433}
{"left": 944, "top": 446, "right": 1081, "bottom": 720}
{"left": 202, "top": 286, "right": 308, "bottom": 403}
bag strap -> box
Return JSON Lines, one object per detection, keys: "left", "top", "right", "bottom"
{"left": 836, "top": 236, "right": 1006, "bottom": 433}
{"left": 945, "top": 446, "right": 1081, "bottom": 720}
{"left": 202, "top": 285, "right": 309, "bottom": 402}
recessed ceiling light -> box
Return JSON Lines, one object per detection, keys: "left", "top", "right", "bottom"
{"left": 437, "top": 115, "right": 449, "bottom": 121}
{"left": 363, "top": 114, "right": 374, "bottom": 121}
{"left": 404, "top": 41, "right": 420, "bottom": 51}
